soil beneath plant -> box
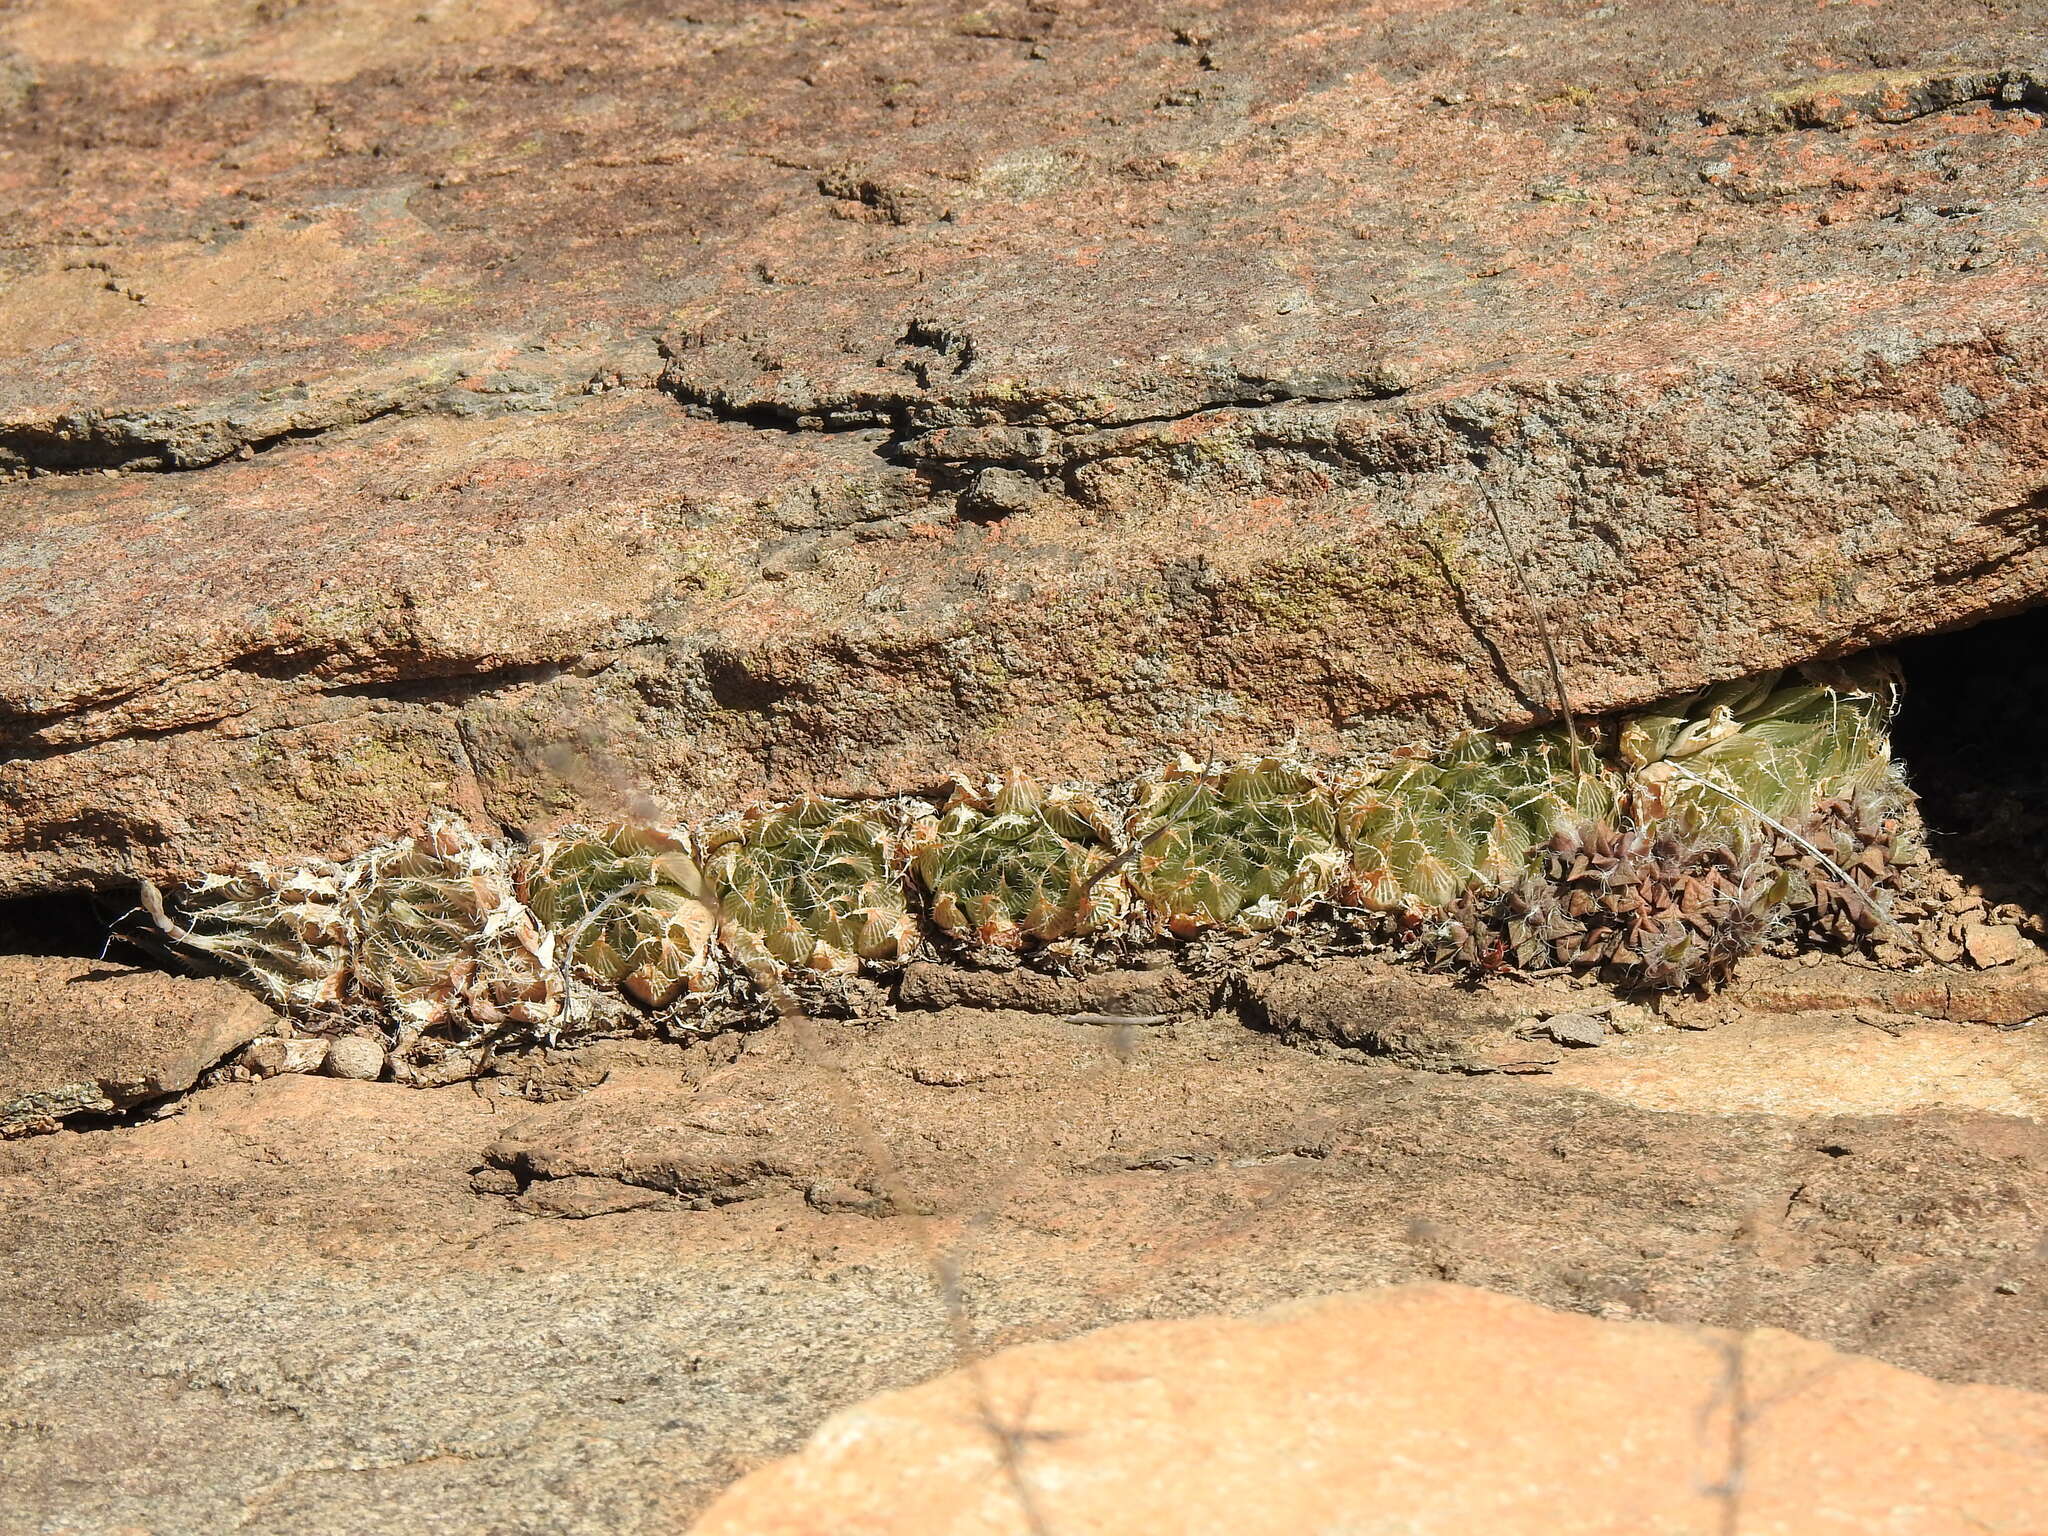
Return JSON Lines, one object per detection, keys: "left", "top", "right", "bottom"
{"left": 4, "top": 949, "right": 2045, "bottom": 1534}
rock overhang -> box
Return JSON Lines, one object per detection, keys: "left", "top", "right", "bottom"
{"left": 1, "top": 0, "right": 2045, "bottom": 892}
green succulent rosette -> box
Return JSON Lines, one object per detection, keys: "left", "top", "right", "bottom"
{"left": 1623, "top": 670, "right": 1898, "bottom": 842}
{"left": 1127, "top": 756, "right": 1344, "bottom": 935}
{"left": 519, "top": 822, "right": 720, "bottom": 1010}
{"left": 914, "top": 776, "right": 1127, "bottom": 949}
{"left": 704, "top": 795, "right": 924, "bottom": 974}
{"left": 1336, "top": 729, "right": 1611, "bottom": 913}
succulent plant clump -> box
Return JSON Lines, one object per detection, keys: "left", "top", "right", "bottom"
{"left": 520, "top": 823, "right": 722, "bottom": 1013}
{"left": 155, "top": 861, "right": 351, "bottom": 1011}
{"left": 1487, "top": 821, "right": 1785, "bottom": 990}
{"left": 703, "top": 796, "right": 924, "bottom": 974}
{"left": 1127, "top": 756, "right": 1343, "bottom": 934}
{"left": 1625, "top": 670, "right": 1899, "bottom": 837}
{"left": 914, "top": 777, "right": 1127, "bottom": 949}
{"left": 347, "top": 818, "right": 559, "bottom": 1037}
{"left": 1335, "top": 728, "right": 1611, "bottom": 913}
{"left": 1780, "top": 787, "right": 1922, "bottom": 950}
{"left": 155, "top": 660, "right": 1927, "bottom": 1049}
{"left": 1420, "top": 665, "right": 1913, "bottom": 989}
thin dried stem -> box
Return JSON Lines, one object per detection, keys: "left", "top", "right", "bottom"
{"left": 137, "top": 878, "right": 197, "bottom": 945}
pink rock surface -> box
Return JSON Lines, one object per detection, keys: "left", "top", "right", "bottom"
{"left": 1, "top": 1, "right": 2046, "bottom": 891}
{"left": 693, "top": 1283, "right": 2048, "bottom": 1536}
{"left": 0, "top": 956, "right": 273, "bottom": 1132}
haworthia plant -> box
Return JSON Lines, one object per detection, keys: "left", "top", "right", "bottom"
{"left": 914, "top": 777, "right": 1127, "bottom": 949}
{"left": 1429, "top": 663, "right": 1908, "bottom": 991}
{"left": 1127, "top": 757, "right": 1343, "bottom": 934}
{"left": 157, "top": 666, "right": 1914, "bottom": 1043}
{"left": 703, "top": 795, "right": 923, "bottom": 973}
{"left": 348, "top": 819, "right": 558, "bottom": 1032}
{"left": 521, "top": 823, "right": 720, "bottom": 1010}
{"left": 1628, "top": 674, "right": 1897, "bottom": 839}
{"left": 1335, "top": 728, "right": 1612, "bottom": 912}
{"left": 155, "top": 861, "right": 351, "bottom": 1011}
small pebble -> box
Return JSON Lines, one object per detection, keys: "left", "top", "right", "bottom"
{"left": 240, "top": 1037, "right": 328, "bottom": 1077}
{"left": 321, "top": 1036, "right": 387, "bottom": 1081}
{"left": 1963, "top": 922, "right": 2028, "bottom": 970}
{"left": 1543, "top": 1013, "right": 1607, "bottom": 1048}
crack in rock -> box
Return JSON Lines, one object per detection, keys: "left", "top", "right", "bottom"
{"left": 1701, "top": 64, "right": 2047, "bottom": 134}
{"left": 0, "top": 342, "right": 668, "bottom": 477}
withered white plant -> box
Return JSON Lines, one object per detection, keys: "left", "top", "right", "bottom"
{"left": 143, "top": 860, "right": 351, "bottom": 1012}
{"left": 345, "top": 818, "right": 561, "bottom": 1043}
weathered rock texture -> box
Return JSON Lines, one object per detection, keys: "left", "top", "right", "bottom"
{"left": 0, "top": 956, "right": 273, "bottom": 1135}
{"left": 5, "top": 994, "right": 2047, "bottom": 1532}
{"left": 692, "top": 1284, "right": 2048, "bottom": 1536}
{"left": 2, "top": 0, "right": 2045, "bottom": 894}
